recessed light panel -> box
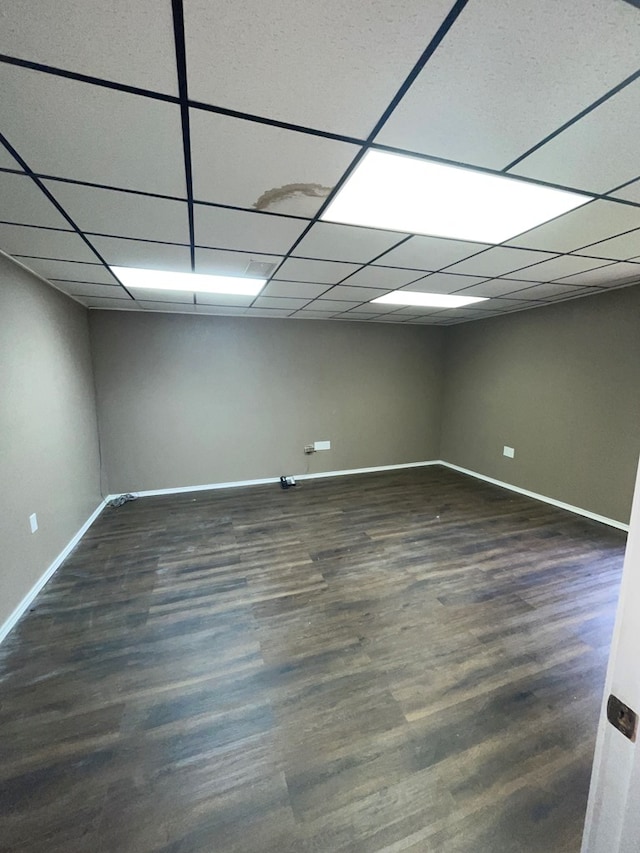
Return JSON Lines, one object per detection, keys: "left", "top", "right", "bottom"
{"left": 371, "top": 292, "right": 488, "bottom": 308}
{"left": 110, "top": 266, "right": 266, "bottom": 295}
{"left": 322, "top": 150, "right": 592, "bottom": 244}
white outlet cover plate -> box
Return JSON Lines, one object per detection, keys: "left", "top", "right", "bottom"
{"left": 503, "top": 446, "right": 515, "bottom": 458}
{"left": 29, "top": 512, "right": 38, "bottom": 533}
{"left": 314, "top": 440, "right": 331, "bottom": 451}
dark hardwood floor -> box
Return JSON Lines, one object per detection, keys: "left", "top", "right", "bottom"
{"left": 0, "top": 466, "right": 626, "bottom": 852}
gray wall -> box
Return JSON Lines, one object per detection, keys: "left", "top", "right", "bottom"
{"left": 89, "top": 311, "right": 445, "bottom": 494}
{"left": 4, "top": 258, "right": 636, "bottom": 633}
{"left": 0, "top": 253, "right": 102, "bottom": 628}
{"left": 440, "top": 285, "right": 640, "bottom": 524}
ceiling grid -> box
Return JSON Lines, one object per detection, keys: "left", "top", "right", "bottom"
{"left": 1, "top": 0, "right": 639, "bottom": 324}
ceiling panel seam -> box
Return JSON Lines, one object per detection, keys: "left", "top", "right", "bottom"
{"left": 0, "top": 132, "right": 134, "bottom": 298}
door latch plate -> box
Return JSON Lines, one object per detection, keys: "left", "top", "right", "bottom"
{"left": 607, "top": 694, "right": 638, "bottom": 742}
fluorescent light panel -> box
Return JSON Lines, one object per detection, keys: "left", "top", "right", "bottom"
{"left": 110, "top": 266, "right": 266, "bottom": 295}
{"left": 322, "top": 150, "right": 592, "bottom": 244}
{"left": 372, "top": 292, "right": 488, "bottom": 308}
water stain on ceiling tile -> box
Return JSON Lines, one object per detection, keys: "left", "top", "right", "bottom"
{"left": 254, "top": 183, "right": 333, "bottom": 216}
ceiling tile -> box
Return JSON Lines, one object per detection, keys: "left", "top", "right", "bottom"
{"left": 323, "top": 285, "right": 387, "bottom": 302}
{"left": 195, "top": 205, "right": 306, "bottom": 254}
{"left": 17, "top": 257, "right": 115, "bottom": 284}
{"left": 610, "top": 181, "right": 640, "bottom": 205}
{"left": 553, "top": 262, "right": 640, "bottom": 287}
{"left": 84, "top": 296, "right": 137, "bottom": 310}
{"left": 458, "top": 301, "right": 500, "bottom": 313}
{"left": 444, "top": 247, "right": 557, "bottom": 277}
{"left": 190, "top": 110, "right": 359, "bottom": 214}
{"left": 506, "top": 200, "right": 640, "bottom": 253}
{"left": 0, "top": 222, "right": 96, "bottom": 261}
{"left": 274, "top": 257, "right": 360, "bottom": 284}
{"left": 488, "top": 298, "right": 543, "bottom": 312}
{"left": 0, "top": 2, "right": 179, "bottom": 95}
{"left": 126, "top": 288, "right": 194, "bottom": 304}
{"left": 2, "top": 64, "right": 185, "bottom": 195}
{"left": 253, "top": 296, "right": 311, "bottom": 310}
{"left": 313, "top": 299, "right": 363, "bottom": 312}
{"left": 292, "top": 309, "right": 342, "bottom": 318}
{"left": 452, "top": 278, "right": 540, "bottom": 298}
{"left": 506, "top": 254, "right": 611, "bottom": 282}
{"left": 195, "top": 247, "right": 282, "bottom": 277}
{"left": 195, "top": 305, "right": 247, "bottom": 316}
{"left": 371, "top": 315, "right": 410, "bottom": 323}
{"left": 333, "top": 316, "right": 373, "bottom": 322}
{"left": 245, "top": 308, "right": 295, "bottom": 318}
{"left": 429, "top": 306, "right": 506, "bottom": 320}
{"left": 578, "top": 229, "right": 640, "bottom": 261}
{"left": 511, "top": 80, "right": 640, "bottom": 193}
{"left": 260, "top": 281, "right": 330, "bottom": 299}
{"left": 401, "top": 273, "right": 487, "bottom": 294}
{"left": 0, "top": 147, "right": 22, "bottom": 170}
{"left": 455, "top": 310, "right": 504, "bottom": 319}
{"left": 393, "top": 306, "right": 442, "bottom": 316}
{"left": 354, "top": 300, "right": 404, "bottom": 314}
{"left": 58, "top": 282, "right": 130, "bottom": 299}
{"left": 375, "top": 0, "right": 640, "bottom": 171}
{"left": 138, "top": 301, "right": 197, "bottom": 313}
{"left": 510, "top": 283, "right": 589, "bottom": 301}
{"left": 184, "top": 0, "right": 454, "bottom": 137}
{"left": 292, "top": 222, "right": 408, "bottom": 263}
{"left": 195, "top": 293, "right": 256, "bottom": 307}
{"left": 44, "top": 181, "right": 190, "bottom": 243}
{"left": 4, "top": 4, "right": 635, "bottom": 329}
{"left": 372, "top": 235, "right": 489, "bottom": 271}
{"left": 337, "top": 266, "right": 422, "bottom": 288}
{"left": 90, "top": 236, "right": 192, "bottom": 272}
{"left": 1, "top": 172, "right": 71, "bottom": 228}
{"left": 338, "top": 310, "right": 383, "bottom": 319}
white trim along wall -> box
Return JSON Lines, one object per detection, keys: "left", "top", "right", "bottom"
{"left": 0, "top": 500, "right": 107, "bottom": 645}
{"left": 0, "top": 460, "right": 628, "bottom": 645}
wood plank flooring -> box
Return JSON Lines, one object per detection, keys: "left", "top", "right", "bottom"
{"left": 0, "top": 466, "right": 626, "bottom": 852}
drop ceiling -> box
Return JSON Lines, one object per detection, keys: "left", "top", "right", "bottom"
{"left": 1, "top": 0, "right": 640, "bottom": 326}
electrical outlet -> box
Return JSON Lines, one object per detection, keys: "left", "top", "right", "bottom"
{"left": 29, "top": 513, "right": 38, "bottom": 533}
{"left": 304, "top": 444, "right": 315, "bottom": 454}
{"left": 503, "top": 445, "right": 515, "bottom": 458}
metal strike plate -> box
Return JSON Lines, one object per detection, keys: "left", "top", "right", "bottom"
{"left": 607, "top": 694, "right": 638, "bottom": 742}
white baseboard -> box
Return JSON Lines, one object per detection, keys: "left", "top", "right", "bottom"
{"left": 439, "top": 461, "right": 629, "bottom": 532}
{"left": 106, "top": 460, "right": 441, "bottom": 501}
{"left": 111, "top": 476, "right": 281, "bottom": 499}
{"left": 107, "top": 459, "right": 628, "bottom": 532}
{"left": 3, "top": 461, "right": 624, "bottom": 645}
{"left": 296, "top": 460, "right": 441, "bottom": 482}
{"left": 0, "top": 499, "right": 107, "bottom": 645}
